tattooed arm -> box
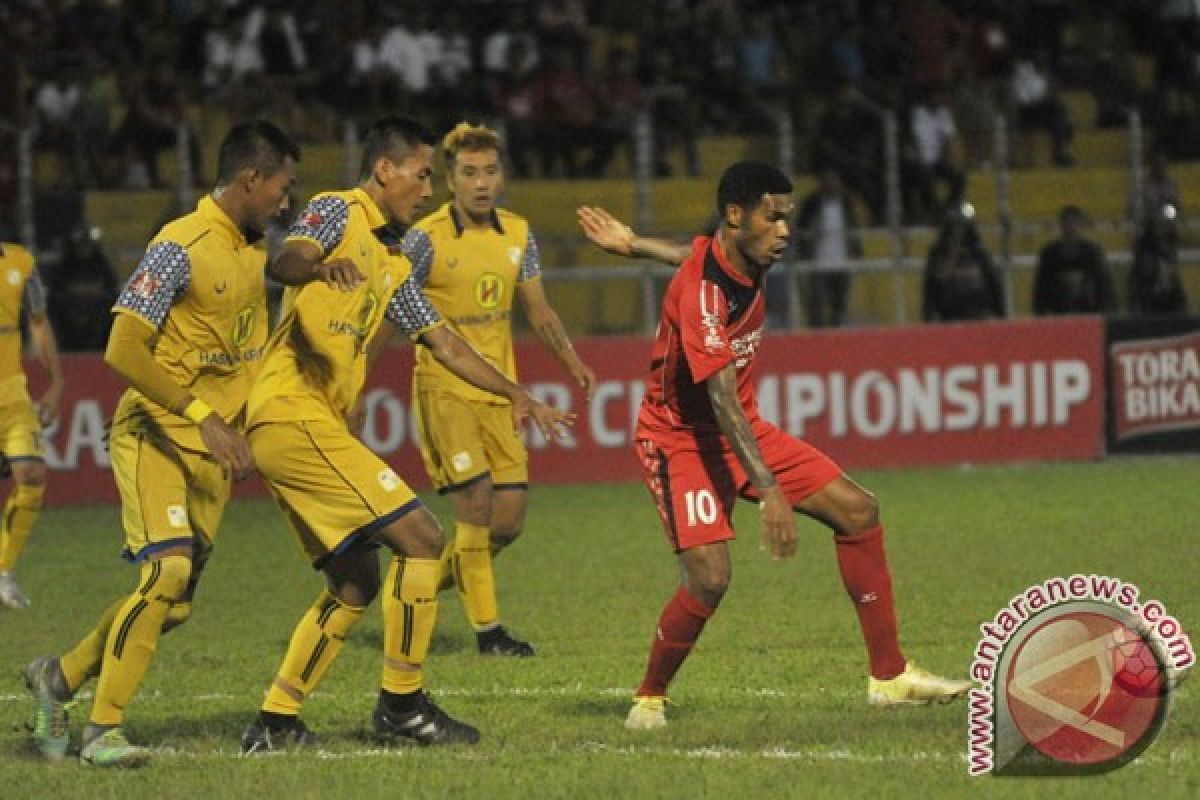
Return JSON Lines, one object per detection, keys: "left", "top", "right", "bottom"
{"left": 706, "top": 365, "right": 797, "bottom": 560}
{"left": 516, "top": 278, "right": 596, "bottom": 400}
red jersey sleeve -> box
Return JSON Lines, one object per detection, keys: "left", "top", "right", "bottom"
{"left": 678, "top": 269, "right": 735, "bottom": 384}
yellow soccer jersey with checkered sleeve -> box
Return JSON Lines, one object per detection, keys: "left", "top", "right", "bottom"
{"left": 403, "top": 204, "right": 541, "bottom": 405}
{"left": 247, "top": 188, "right": 444, "bottom": 423}
{"left": 109, "top": 195, "right": 268, "bottom": 450}
{"left": 0, "top": 243, "right": 46, "bottom": 408}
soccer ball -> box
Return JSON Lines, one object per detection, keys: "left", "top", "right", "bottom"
{"left": 1110, "top": 627, "right": 1163, "bottom": 698}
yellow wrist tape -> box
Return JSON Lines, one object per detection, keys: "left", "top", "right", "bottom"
{"left": 183, "top": 398, "right": 215, "bottom": 424}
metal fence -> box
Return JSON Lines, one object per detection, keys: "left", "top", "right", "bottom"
{"left": 15, "top": 110, "right": 1198, "bottom": 335}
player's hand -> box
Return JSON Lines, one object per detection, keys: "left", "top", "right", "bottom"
{"left": 313, "top": 258, "right": 365, "bottom": 291}
{"left": 510, "top": 391, "right": 575, "bottom": 442}
{"left": 578, "top": 206, "right": 635, "bottom": 257}
{"left": 758, "top": 485, "right": 797, "bottom": 561}
{"left": 571, "top": 362, "right": 598, "bottom": 402}
{"left": 37, "top": 382, "right": 63, "bottom": 427}
{"left": 197, "top": 414, "right": 256, "bottom": 481}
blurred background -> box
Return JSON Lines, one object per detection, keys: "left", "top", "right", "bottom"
{"left": 2, "top": 0, "right": 1198, "bottom": 347}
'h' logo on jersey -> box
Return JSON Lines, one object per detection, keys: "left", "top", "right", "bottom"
{"left": 475, "top": 273, "right": 503, "bottom": 309}
{"left": 231, "top": 305, "right": 256, "bottom": 348}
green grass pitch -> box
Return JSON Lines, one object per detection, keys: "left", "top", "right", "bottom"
{"left": 1, "top": 458, "right": 1197, "bottom": 799}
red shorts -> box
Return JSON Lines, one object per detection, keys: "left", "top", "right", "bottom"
{"left": 636, "top": 422, "right": 842, "bottom": 552}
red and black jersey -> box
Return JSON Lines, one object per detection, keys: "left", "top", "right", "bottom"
{"left": 637, "top": 236, "right": 765, "bottom": 439}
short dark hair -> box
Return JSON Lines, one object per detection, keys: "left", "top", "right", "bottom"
{"left": 359, "top": 116, "right": 437, "bottom": 181}
{"left": 715, "top": 161, "right": 793, "bottom": 220}
{"left": 215, "top": 121, "right": 299, "bottom": 185}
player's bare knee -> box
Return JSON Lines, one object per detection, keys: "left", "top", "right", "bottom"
{"left": 490, "top": 521, "right": 522, "bottom": 551}
{"left": 841, "top": 489, "right": 880, "bottom": 534}
{"left": 453, "top": 480, "right": 493, "bottom": 526}
{"left": 380, "top": 506, "right": 444, "bottom": 559}
{"left": 686, "top": 559, "right": 731, "bottom": 603}
{"left": 336, "top": 579, "right": 378, "bottom": 607}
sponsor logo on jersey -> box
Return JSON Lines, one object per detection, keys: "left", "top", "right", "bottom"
{"left": 232, "top": 305, "right": 256, "bottom": 348}
{"left": 167, "top": 504, "right": 189, "bottom": 528}
{"left": 475, "top": 273, "right": 503, "bottom": 309}
{"left": 129, "top": 272, "right": 162, "bottom": 299}
{"left": 378, "top": 468, "right": 400, "bottom": 491}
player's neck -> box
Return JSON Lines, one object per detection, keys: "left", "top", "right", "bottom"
{"left": 716, "top": 227, "right": 762, "bottom": 283}
{"left": 211, "top": 187, "right": 249, "bottom": 231}
{"left": 453, "top": 201, "right": 495, "bottom": 230}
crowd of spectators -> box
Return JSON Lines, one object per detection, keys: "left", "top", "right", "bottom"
{"left": 0, "top": 0, "right": 1197, "bottom": 190}
{"left": 0, "top": 0, "right": 1194, "bottom": 343}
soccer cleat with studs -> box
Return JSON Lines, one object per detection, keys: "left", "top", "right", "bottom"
{"left": 240, "top": 714, "right": 317, "bottom": 754}
{"left": 0, "top": 571, "right": 31, "bottom": 609}
{"left": 625, "top": 695, "right": 668, "bottom": 730}
{"left": 867, "top": 662, "right": 971, "bottom": 707}
{"left": 79, "top": 727, "right": 151, "bottom": 768}
{"left": 477, "top": 625, "right": 534, "bottom": 657}
{"left": 372, "top": 692, "right": 481, "bottom": 746}
{"left": 24, "top": 656, "right": 73, "bottom": 759}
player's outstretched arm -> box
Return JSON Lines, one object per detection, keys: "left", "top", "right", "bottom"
{"left": 268, "top": 239, "right": 364, "bottom": 291}
{"left": 577, "top": 205, "right": 690, "bottom": 266}
{"left": 419, "top": 326, "right": 575, "bottom": 441}
{"left": 104, "top": 314, "right": 254, "bottom": 478}
{"left": 27, "top": 311, "right": 64, "bottom": 426}
{"left": 706, "top": 365, "right": 796, "bottom": 561}
{"left": 516, "top": 279, "right": 596, "bottom": 401}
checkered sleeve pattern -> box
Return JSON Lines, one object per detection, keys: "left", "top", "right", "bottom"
{"left": 400, "top": 227, "right": 435, "bottom": 286}
{"left": 288, "top": 195, "right": 350, "bottom": 255}
{"left": 384, "top": 273, "right": 442, "bottom": 337}
{"left": 114, "top": 241, "right": 192, "bottom": 328}
{"left": 518, "top": 229, "right": 542, "bottom": 282}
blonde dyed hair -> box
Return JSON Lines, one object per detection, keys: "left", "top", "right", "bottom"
{"left": 442, "top": 122, "right": 504, "bottom": 168}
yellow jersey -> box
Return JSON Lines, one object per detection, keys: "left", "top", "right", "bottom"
{"left": 403, "top": 204, "right": 542, "bottom": 404}
{"left": 247, "top": 188, "right": 443, "bottom": 423}
{"left": 0, "top": 243, "right": 46, "bottom": 407}
{"left": 109, "top": 195, "right": 269, "bottom": 450}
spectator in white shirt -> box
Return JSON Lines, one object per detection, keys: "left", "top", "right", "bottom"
{"left": 905, "top": 87, "right": 965, "bottom": 221}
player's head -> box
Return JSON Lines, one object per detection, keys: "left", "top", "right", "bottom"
{"left": 214, "top": 120, "right": 300, "bottom": 232}
{"left": 360, "top": 116, "right": 437, "bottom": 225}
{"left": 442, "top": 122, "right": 504, "bottom": 218}
{"left": 716, "top": 161, "right": 793, "bottom": 269}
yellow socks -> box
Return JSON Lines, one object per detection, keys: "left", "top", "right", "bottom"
{"left": 262, "top": 590, "right": 364, "bottom": 716}
{"left": 381, "top": 556, "right": 438, "bottom": 695}
{"left": 436, "top": 539, "right": 455, "bottom": 592}
{"left": 90, "top": 556, "right": 191, "bottom": 726}
{"left": 452, "top": 522, "right": 498, "bottom": 630}
{"left": 60, "top": 596, "right": 127, "bottom": 693}
{"left": 0, "top": 481, "right": 44, "bottom": 571}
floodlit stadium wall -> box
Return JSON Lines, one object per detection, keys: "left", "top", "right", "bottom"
{"left": 25, "top": 316, "right": 1198, "bottom": 507}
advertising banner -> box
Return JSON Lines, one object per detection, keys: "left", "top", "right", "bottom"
{"left": 28, "top": 318, "right": 1106, "bottom": 506}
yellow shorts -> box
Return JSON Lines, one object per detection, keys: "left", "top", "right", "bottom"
{"left": 249, "top": 416, "right": 420, "bottom": 567}
{"left": 0, "top": 390, "right": 44, "bottom": 463}
{"left": 109, "top": 430, "right": 229, "bottom": 562}
{"left": 414, "top": 389, "right": 528, "bottom": 494}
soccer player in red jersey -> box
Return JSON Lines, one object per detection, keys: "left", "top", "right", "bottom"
{"left": 578, "top": 163, "right": 970, "bottom": 729}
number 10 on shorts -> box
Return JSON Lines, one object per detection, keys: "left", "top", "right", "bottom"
{"left": 684, "top": 489, "right": 718, "bottom": 526}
